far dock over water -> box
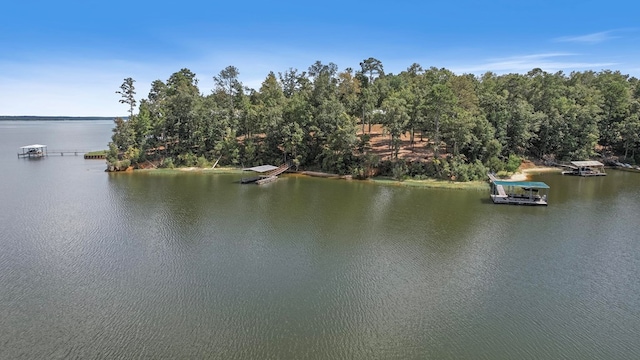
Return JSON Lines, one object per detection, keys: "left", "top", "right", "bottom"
{"left": 17, "top": 144, "right": 106, "bottom": 159}
{"left": 561, "top": 161, "right": 606, "bottom": 176}
{"left": 17, "top": 144, "right": 47, "bottom": 158}
{"left": 488, "top": 173, "right": 549, "bottom": 206}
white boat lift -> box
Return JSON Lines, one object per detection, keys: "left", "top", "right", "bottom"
{"left": 18, "top": 144, "right": 47, "bottom": 158}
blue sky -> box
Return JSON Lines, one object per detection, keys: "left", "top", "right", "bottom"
{"left": 1, "top": 0, "right": 638, "bottom": 116}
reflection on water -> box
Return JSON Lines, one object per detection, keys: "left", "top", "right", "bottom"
{"left": 1, "top": 121, "right": 640, "bottom": 359}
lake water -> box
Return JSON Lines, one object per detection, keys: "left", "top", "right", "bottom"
{"left": 1, "top": 120, "right": 639, "bottom": 359}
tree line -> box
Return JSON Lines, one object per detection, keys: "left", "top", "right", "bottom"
{"left": 108, "top": 59, "right": 640, "bottom": 181}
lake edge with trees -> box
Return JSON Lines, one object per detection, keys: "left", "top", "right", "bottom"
{"left": 104, "top": 59, "right": 639, "bottom": 182}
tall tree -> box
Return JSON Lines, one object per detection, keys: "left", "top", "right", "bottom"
{"left": 422, "top": 67, "right": 455, "bottom": 146}
{"left": 164, "top": 68, "right": 201, "bottom": 157}
{"left": 359, "top": 58, "right": 384, "bottom": 133}
{"left": 213, "top": 66, "right": 241, "bottom": 121}
{"left": 359, "top": 57, "right": 384, "bottom": 84}
{"left": 116, "top": 77, "right": 136, "bottom": 118}
{"left": 337, "top": 67, "right": 362, "bottom": 118}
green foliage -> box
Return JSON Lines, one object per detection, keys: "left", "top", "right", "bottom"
{"left": 391, "top": 160, "right": 408, "bottom": 181}
{"left": 119, "top": 159, "right": 131, "bottom": 169}
{"left": 485, "top": 156, "right": 504, "bottom": 173}
{"left": 125, "top": 147, "right": 141, "bottom": 163}
{"left": 505, "top": 154, "right": 522, "bottom": 173}
{"left": 196, "top": 156, "right": 210, "bottom": 168}
{"left": 161, "top": 157, "right": 175, "bottom": 169}
{"left": 178, "top": 152, "right": 197, "bottom": 167}
{"left": 106, "top": 142, "right": 119, "bottom": 164}
{"left": 110, "top": 65, "right": 640, "bottom": 179}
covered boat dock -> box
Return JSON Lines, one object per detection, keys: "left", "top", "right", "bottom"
{"left": 18, "top": 144, "right": 47, "bottom": 158}
{"left": 562, "top": 161, "right": 606, "bottom": 176}
{"left": 241, "top": 163, "right": 291, "bottom": 184}
{"left": 489, "top": 179, "right": 549, "bottom": 206}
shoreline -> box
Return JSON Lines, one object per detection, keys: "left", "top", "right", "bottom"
{"left": 113, "top": 165, "right": 564, "bottom": 190}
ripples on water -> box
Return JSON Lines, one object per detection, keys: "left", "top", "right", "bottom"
{"left": 1, "top": 122, "right": 640, "bottom": 359}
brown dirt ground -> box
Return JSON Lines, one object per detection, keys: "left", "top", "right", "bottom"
{"left": 139, "top": 124, "right": 534, "bottom": 168}
{"left": 358, "top": 124, "right": 434, "bottom": 162}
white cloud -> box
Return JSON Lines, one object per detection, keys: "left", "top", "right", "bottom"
{"left": 554, "top": 31, "right": 617, "bottom": 44}
{"left": 450, "top": 53, "right": 617, "bottom": 75}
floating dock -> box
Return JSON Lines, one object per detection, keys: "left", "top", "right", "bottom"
{"left": 488, "top": 174, "right": 549, "bottom": 206}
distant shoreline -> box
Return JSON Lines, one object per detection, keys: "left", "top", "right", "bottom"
{"left": 0, "top": 116, "right": 124, "bottom": 121}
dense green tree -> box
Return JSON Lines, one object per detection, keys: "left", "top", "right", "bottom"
{"left": 337, "top": 68, "right": 362, "bottom": 118}
{"left": 108, "top": 63, "right": 640, "bottom": 178}
{"left": 111, "top": 116, "right": 135, "bottom": 152}
{"left": 425, "top": 82, "right": 456, "bottom": 158}
{"left": 163, "top": 68, "right": 201, "bottom": 159}
{"left": 595, "top": 71, "right": 631, "bottom": 149}
{"left": 359, "top": 57, "right": 384, "bottom": 84}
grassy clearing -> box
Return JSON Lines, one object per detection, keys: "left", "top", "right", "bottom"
{"left": 85, "top": 150, "right": 107, "bottom": 156}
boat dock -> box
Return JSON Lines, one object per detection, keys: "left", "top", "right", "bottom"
{"left": 241, "top": 162, "right": 292, "bottom": 184}
{"left": 17, "top": 144, "right": 47, "bottom": 158}
{"left": 18, "top": 144, "right": 105, "bottom": 159}
{"left": 561, "top": 161, "right": 606, "bottom": 176}
{"left": 488, "top": 173, "right": 549, "bottom": 206}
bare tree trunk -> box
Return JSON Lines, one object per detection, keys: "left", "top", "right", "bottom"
{"left": 410, "top": 128, "right": 415, "bottom": 150}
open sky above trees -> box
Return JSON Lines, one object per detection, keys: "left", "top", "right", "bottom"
{"left": 1, "top": 0, "right": 639, "bottom": 116}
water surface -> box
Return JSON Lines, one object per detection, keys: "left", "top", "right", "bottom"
{"left": 1, "top": 121, "right": 639, "bottom": 359}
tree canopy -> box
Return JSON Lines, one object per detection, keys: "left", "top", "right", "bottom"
{"left": 108, "top": 62, "right": 640, "bottom": 180}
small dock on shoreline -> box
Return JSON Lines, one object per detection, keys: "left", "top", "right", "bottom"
{"left": 241, "top": 162, "right": 291, "bottom": 184}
